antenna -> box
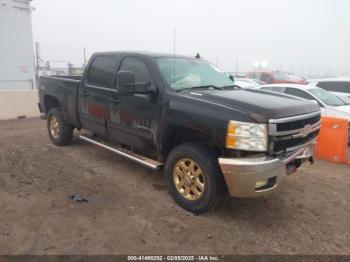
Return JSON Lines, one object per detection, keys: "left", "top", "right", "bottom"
{"left": 173, "top": 27, "right": 176, "bottom": 86}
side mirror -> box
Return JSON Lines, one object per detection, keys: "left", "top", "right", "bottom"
{"left": 229, "top": 75, "right": 235, "bottom": 82}
{"left": 116, "top": 71, "right": 158, "bottom": 96}
{"left": 116, "top": 71, "right": 135, "bottom": 95}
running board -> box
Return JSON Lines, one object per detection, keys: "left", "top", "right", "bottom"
{"left": 79, "top": 135, "right": 163, "bottom": 170}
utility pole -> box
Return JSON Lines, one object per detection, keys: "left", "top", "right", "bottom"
{"left": 300, "top": 65, "right": 303, "bottom": 77}
{"left": 308, "top": 67, "right": 312, "bottom": 79}
{"left": 35, "top": 42, "right": 40, "bottom": 82}
{"left": 235, "top": 60, "right": 238, "bottom": 76}
{"left": 83, "top": 47, "right": 87, "bottom": 69}
{"left": 68, "top": 63, "right": 73, "bottom": 76}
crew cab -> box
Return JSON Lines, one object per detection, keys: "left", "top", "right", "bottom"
{"left": 38, "top": 51, "right": 321, "bottom": 213}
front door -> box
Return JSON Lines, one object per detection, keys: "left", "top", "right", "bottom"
{"left": 79, "top": 55, "right": 118, "bottom": 137}
{"left": 106, "top": 56, "right": 159, "bottom": 154}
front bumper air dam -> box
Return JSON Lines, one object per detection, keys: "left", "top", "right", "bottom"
{"left": 218, "top": 140, "right": 316, "bottom": 198}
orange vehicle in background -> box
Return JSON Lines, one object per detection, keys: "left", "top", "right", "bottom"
{"left": 246, "top": 70, "right": 307, "bottom": 85}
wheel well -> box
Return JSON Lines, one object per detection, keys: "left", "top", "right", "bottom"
{"left": 161, "top": 126, "right": 220, "bottom": 161}
{"left": 44, "top": 95, "right": 60, "bottom": 113}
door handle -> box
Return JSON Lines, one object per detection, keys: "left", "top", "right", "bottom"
{"left": 109, "top": 98, "right": 121, "bottom": 105}
{"left": 80, "top": 90, "right": 90, "bottom": 97}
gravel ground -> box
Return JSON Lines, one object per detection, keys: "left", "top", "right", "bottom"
{"left": 0, "top": 117, "right": 349, "bottom": 255}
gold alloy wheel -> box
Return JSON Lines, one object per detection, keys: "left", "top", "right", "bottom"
{"left": 49, "top": 115, "right": 60, "bottom": 139}
{"left": 173, "top": 158, "right": 205, "bottom": 201}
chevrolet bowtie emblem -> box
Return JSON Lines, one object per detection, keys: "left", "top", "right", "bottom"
{"left": 300, "top": 124, "right": 312, "bottom": 138}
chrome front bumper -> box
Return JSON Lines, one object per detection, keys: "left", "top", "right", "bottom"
{"left": 218, "top": 140, "right": 316, "bottom": 198}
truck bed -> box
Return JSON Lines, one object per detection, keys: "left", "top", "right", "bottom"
{"left": 38, "top": 75, "right": 81, "bottom": 127}
{"left": 49, "top": 75, "right": 82, "bottom": 81}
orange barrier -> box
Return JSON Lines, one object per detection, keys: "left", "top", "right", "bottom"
{"left": 316, "top": 116, "right": 349, "bottom": 164}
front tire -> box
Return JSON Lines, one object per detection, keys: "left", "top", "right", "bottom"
{"left": 47, "top": 107, "right": 74, "bottom": 146}
{"left": 165, "top": 143, "right": 224, "bottom": 214}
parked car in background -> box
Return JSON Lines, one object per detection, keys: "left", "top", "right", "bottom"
{"left": 247, "top": 70, "right": 307, "bottom": 85}
{"left": 308, "top": 78, "right": 350, "bottom": 103}
{"left": 234, "top": 78, "right": 264, "bottom": 89}
{"left": 222, "top": 72, "right": 264, "bottom": 88}
{"left": 257, "top": 84, "right": 350, "bottom": 143}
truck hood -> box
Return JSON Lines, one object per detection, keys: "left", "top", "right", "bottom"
{"left": 186, "top": 89, "right": 320, "bottom": 122}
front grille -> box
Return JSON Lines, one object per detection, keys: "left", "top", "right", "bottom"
{"left": 277, "top": 115, "right": 320, "bottom": 132}
{"left": 273, "top": 132, "right": 318, "bottom": 153}
{"left": 269, "top": 112, "right": 321, "bottom": 155}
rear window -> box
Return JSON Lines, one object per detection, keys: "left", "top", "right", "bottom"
{"left": 87, "top": 56, "right": 117, "bottom": 87}
{"left": 261, "top": 86, "right": 286, "bottom": 93}
{"left": 317, "top": 81, "right": 350, "bottom": 93}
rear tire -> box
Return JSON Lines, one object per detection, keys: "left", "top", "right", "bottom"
{"left": 165, "top": 143, "right": 225, "bottom": 214}
{"left": 47, "top": 107, "right": 74, "bottom": 146}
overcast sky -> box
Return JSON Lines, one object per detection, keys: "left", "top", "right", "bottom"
{"left": 32, "top": 0, "right": 350, "bottom": 76}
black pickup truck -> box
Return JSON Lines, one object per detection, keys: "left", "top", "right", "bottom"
{"left": 38, "top": 51, "right": 321, "bottom": 213}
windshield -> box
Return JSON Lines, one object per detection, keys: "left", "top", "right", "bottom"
{"left": 309, "top": 88, "right": 346, "bottom": 106}
{"left": 155, "top": 57, "right": 234, "bottom": 91}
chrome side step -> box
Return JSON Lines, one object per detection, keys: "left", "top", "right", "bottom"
{"left": 79, "top": 135, "right": 163, "bottom": 170}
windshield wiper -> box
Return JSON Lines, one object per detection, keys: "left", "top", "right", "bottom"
{"left": 176, "top": 85, "right": 223, "bottom": 92}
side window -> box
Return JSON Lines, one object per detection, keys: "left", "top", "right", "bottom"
{"left": 261, "top": 73, "right": 272, "bottom": 83}
{"left": 270, "top": 86, "right": 286, "bottom": 93}
{"left": 317, "top": 81, "right": 334, "bottom": 91}
{"left": 317, "top": 81, "right": 349, "bottom": 93}
{"left": 345, "top": 82, "right": 350, "bottom": 94}
{"left": 286, "top": 88, "right": 314, "bottom": 100}
{"left": 261, "top": 86, "right": 286, "bottom": 93}
{"left": 87, "top": 56, "right": 117, "bottom": 87}
{"left": 120, "top": 57, "right": 152, "bottom": 83}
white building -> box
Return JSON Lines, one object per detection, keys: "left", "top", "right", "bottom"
{"left": 0, "top": 0, "right": 35, "bottom": 90}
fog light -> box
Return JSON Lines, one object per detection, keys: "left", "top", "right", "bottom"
{"left": 255, "top": 179, "right": 268, "bottom": 189}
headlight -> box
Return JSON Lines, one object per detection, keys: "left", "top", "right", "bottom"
{"left": 226, "top": 121, "right": 268, "bottom": 151}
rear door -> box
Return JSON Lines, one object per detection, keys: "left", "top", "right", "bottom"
{"left": 106, "top": 56, "right": 160, "bottom": 153}
{"left": 78, "top": 55, "right": 118, "bottom": 137}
